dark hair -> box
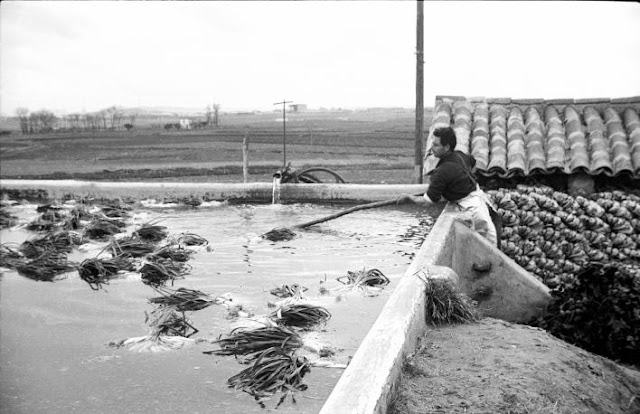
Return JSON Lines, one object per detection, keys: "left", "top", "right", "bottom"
{"left": 433, "top": 127, "right": 456, "bottom": 151}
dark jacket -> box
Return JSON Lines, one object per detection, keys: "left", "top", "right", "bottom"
{"left": 426, "top": 151, "right": 477, "bottom": 202}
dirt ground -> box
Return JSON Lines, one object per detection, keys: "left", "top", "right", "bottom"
{"left": 390, "top": 318, "right": 640, "bottom": 414}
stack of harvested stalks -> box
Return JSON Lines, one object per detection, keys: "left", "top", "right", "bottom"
{"left": 271, "top": 303, "right": 331, "bottom": 329}
{"left": 140, "top": 260, "right": 187, "bottom": 287}
{"left": 0, "top": 244, "right": 23, "bottom": 269}
{"left": 419, "top": 274, "right": 479, "bottom": 325}
{"left": 85, "top": 217, "right": 128, "bottom": 240}
{"left": 177, "top": 232, "right": 209, "bottom": 246}
{"left": 270, "top": 284, "right": 308, "bottom": 299}
{"left": 134, "top": 221, "right": 168, "bottom": 242}
{"left": 145, "top": 306, "right": 198, "bottom": 338}
{"left": 77, "top": 254, "right": 136, "bottom": 290}
{"left": 205, "top": 325, "right": 303, "bottom": 357}
{"left": 337, "top": 268, "right": 389, "bottom": 287}
{"left": 0, "top": 208, "right": 18, "bottom": 229}
{"left": 227, "top": 347, "right": 311, "bottom": 408}
{"left": 148, "top": 245, "right": 193, "bottom": 262}
{"left": 148, "top": 286, "right": 215, "bottom": 312}
{"left": 20, "top": 231, "right": 84, "bottom": 258}
{"left": 16, "top": 251, "right": 76, "bottom": 282}
{"left": 107, "top": 236, "right": 156, "bottom": 258}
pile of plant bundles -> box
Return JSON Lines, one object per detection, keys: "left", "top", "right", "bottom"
{"left": 8, "top": 230, "right": 84, "bottom": 281}
{"left": 488, "top": 185, "right": 640, "bottom": 362}
{"left": 205, "top": 282, "right": 340, "bottom": 408}
{"left": 530, "top": 262, "right": 639, "bottom": 366}
{"left": 319, "top": 267, "right": 390, "bottom": 297}
{"left": 488, "top": 185, "right": 640, "bottom": 290}
{"left": 110, "top": 286, "right": 216, "bottom": 353}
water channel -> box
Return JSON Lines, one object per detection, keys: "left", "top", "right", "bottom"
{"left": 1, "top": 201, "right": 437, "bottom": 413}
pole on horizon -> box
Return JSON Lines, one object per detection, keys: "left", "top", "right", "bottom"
{"left": 274, "top": 100, "right": 293, "bottom": 167}
{"left": 414, "top": 0, "right": 424, "bottom": 184}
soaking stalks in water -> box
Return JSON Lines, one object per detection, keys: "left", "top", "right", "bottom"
{"left": 85, "top": 217, "right": 127, "bottom": 240}
{"left": 177, "top": 232, "right": 209, "bottom": 246}
{"left": 148, "top": 245, "right": 193, "bottom": 262}
{"left": 270, "top": 283, "right": 308, "bottom": 299}
{"left": 227, "top": 346, "right": 311, "bottom": 408}
{"left": 77, "top": 254, "right": 136, "bottom": 290}
{"left": 146, "top": 306, "right": 198, "bottom": 338}
{"left": 140, "top": 260, "right": 186, "bottom": 287}
{"left": 272, "top": 303, "right": 331, "bottom": 328}
{"left": 337, "top": 268, "right": 389, "bottom": 287}
{"left": 133, "top": 220, "right": 168, "bottom": 242}
{"left": 149, "top": 286, "right": 215, "bottom": 312}
{"left": 21, "top": 231, "right": 84, "bottom": 258}
{"left": 107, "top": 236, "right": 156, "bottom": 258}
{"left": 204, "top": 325, "right": 303, "bottom": 356}
{"left": 0, "top": 243, "right": 23, "bottom": 269}
{"left": 16, "top": 251, "right": 75, "bottom": 282}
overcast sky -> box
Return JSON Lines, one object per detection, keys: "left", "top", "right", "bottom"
{"left": 1, "top": 1, "right": 639, "bottom": 116}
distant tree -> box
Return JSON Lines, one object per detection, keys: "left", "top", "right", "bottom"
{"left": 128, "top": 113, "right": 138, "bottom": 129}
{"left": 28, "top": 112, "right": 38, "bottom": 133}
{"left": 99, "top": 110, "right": 108, "bottom": 130}
{"left": 213, "top": 103, "right": 221, "bottom": 127}
{"left": 35, "top": 110, "right": 56, "bottom": 132}
{"left": 205, "top": 105, "right": 212, "bottom": 127}
{"left": 15, "top": 107, "right": 29, "bottom": 134}
{"left": 164, "top": 123, "right": 173, "bottom": 130}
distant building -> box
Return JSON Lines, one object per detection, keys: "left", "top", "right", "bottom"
{"left": 289, "top": 104, "right": 307, "bottom": 112}
{"left": 179, "top": 119, "right": 191, "bottom": 130}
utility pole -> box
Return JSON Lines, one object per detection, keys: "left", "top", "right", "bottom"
{"left": 274, "top": 99, "right": 293, "bottom": 167}
{"left": 414, "top": 0, "right": 424, "bottom": 184}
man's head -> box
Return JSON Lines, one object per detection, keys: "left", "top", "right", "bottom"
{"left": 431, "top": 127, "right": 456, "bottom": 158}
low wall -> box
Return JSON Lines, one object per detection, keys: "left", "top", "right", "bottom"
{"left": 0, "top": 180, "right": 428, "bottom": 204}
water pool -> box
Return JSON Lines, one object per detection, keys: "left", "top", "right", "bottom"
{"left": 0, "top": 201, "right": 437, "bottom": 413}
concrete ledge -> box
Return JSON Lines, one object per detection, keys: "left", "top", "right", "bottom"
{"left": 0, "top": 180, "right": 428, "bottom": 204}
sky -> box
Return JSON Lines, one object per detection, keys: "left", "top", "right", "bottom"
{"left": 1, "top": 1, "right": 639, "bottom": 116}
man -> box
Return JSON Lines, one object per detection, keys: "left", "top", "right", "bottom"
{"left": 398, "top": 126, "right": 498, "bottom": 246}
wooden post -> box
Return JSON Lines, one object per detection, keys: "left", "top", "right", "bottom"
{"left": 274, "top": 100, "right": 293, "bottom": 167}
{"left": 413, "top": 0, "right": 424, "bottom": 184}
{"left": 242, "top": 131, "right": 249, "bottom": 183}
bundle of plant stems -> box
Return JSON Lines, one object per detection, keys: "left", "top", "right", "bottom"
{"left": 272, "top": 303, "right": 331, "bottom": 328}
{"left": 337, "top": 268, "right": 389, "bottom": 287}
{"left": 178, "top": 232, "right": 209, "bottom": 246}
{"left": 261, "top": 227, "right": 296, "bottom": 242}
{"left": 16, "top": 251, "right": 75, "bottom": 282}
{"left": 140, "top": 260, "right": 186, "bottom": 287}
{"left": 227, "top": 346, "right": 311, "bottom": 408}
{"left": 146, "top": 306, "right": 198, "bottom": 338}
{"left": 270, "top": 283, "right": 308, "bottom": 298}
{"left": 107, "top": 236, "right": 156, "bottom": 258}
{"left": 529, "top": 262, "right": 640, "bottom": 365}
{"left": 77, "top": 254, "right": 136, "bottom": 290}
{"left": 85, "top": 217, "right": 127, "bottom": 240}
{"left": 100, "top": 204, "right": 132, "bottom": 218}
{"left": 149, "top": 286, "right": 215, "bottom": 311}
{"left": 0, "top": 244, "right": 23, "bottom": 269}
{"left": 148, "top": 245, "right": 193, "bottom": 262}
{"left": 0, "top": 208, "right": 18, "bottom": 229}
{"left": 205, "top": 325, "right": 302, "bottom": 356}
{"left": 20, "top": 231, "right": 84, "bottom": 259}
{"left": 421, "top": 276, "right": 479, "bottom": 325}
{"left": 134, "top": 221, "right": 168, "bottom": 242}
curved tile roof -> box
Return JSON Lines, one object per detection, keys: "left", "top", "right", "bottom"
{"left": 424, "top": 96, "right": 640, "bottom": 179}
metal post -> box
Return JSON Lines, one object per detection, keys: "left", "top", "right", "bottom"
{"left": 274, "top": 100, "right": 293, "bottom": 167}
{"left": 414, "top": 0, "right": 424, "bottom": 184}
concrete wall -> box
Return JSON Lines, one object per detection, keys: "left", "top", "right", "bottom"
{"left": 0, "top": 180, "right": 429, "bottom": 204}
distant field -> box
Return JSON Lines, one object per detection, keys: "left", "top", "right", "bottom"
{"left": 0, "top": 108, "right": 432, "bottom": 184}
